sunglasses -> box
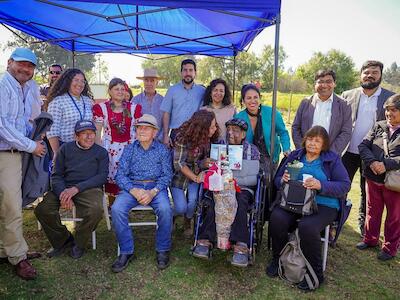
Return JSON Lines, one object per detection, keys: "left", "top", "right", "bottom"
{"left": 49, "top": 70, "right": 61, "bottom": 75}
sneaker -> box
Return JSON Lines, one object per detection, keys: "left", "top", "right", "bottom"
{"left": 377, "top": 251, "right": 395, "bottom": 261}
{"left": 111, "top": 254, "right": 135, "bottom": 273}
{"left": 193, "top": 245, "right": 210, "bottom": 259}
{"left": 70, "top": 245, "right": 85, "bottom": 259}
{"left": 266, "top": 258, "right": 279, "bottom": 277}
{"left": 47, "top": 235, "right": 74, "bottom": 258}
{"left": 356, "top": 241, "right": 377, "bottom": 250}
{"left": 231, "top": 242, "right": 249, "bottom": 267}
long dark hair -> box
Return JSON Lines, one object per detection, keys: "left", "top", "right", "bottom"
{"left": 175, "top": 110, "right": 219, "bottom": 149}
{"left": 47, "top": 68, "right": 93, "bottom": 105}
{"left": 202, "top": 78, "right": 232, "bottom": 107}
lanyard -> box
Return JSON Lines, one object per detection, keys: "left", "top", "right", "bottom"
{"left": 68, "top": 92, "right": 86, "bottom": 120}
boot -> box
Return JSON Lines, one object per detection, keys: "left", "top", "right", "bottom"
{"left": 183, "top": 217, "right": 193, "bottom": 238}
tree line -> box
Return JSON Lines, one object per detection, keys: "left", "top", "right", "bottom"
{"left": 3, "top": 31, "right": 400, "bottom": 94}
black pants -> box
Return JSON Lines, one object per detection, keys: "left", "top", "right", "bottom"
{"left": 198, "top": 190, "right": 253, "bottom": 245}
{"left": 342, "top": 151, "right": 366, "bottom": 231}
{"left": 270, "top": 206, "right": 338, "bottom": 281}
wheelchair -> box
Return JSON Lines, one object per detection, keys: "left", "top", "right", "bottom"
{"left": 191, "top": 172, "right": 267, "bottom": 265}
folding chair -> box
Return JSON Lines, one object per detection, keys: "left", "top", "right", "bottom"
{"left": 115, "top": 204, "right": 158, "bottom": 255}
{"left": 37, "top": 193, "right": 111, "bottom": 250}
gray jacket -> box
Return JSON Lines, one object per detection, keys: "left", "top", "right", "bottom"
{"left": 341, "top": 87, "right": 395, "bottom": 124}
{"left": 22, "top": 112, "right": 53, "bottom": 207}
{"left": 291, "top": 93, "right": 352, "bottom": 155}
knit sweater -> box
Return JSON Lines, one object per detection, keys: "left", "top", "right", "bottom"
{"left": 51, "top": 141, "right": 109, "bottom": 197}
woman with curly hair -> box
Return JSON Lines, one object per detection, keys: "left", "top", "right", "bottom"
{"left": 46, "top": 68, "right": 93, "bottom": 155}
{"left": 93, "top": 78, "right": 142, "bottom": 196}
{"left": 171, "top": 110, "right": 219, "bottom": 237}
{"left": 200, "top": 78, "right": 236, "bottom": 141}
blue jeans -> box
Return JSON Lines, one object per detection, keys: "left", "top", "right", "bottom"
{"left": 171, "top": 182, "right": 199, "bottom": 219}
{"left": 111, "top": 183, "right": 172, "bottom": 254}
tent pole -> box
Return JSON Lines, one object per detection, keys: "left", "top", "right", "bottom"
{"left": 72, "top": 40, "right": 75, "bottom": 68}
{"left": 233, "top": 52, "right": 237, "bottom": 103}
{"left": 268, "top": 12, "right": 281, "bottom": 202}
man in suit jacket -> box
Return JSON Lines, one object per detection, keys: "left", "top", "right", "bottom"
{"left": 341, "top": 60, "right": 395, "bottom": 237}
{"left": 292, "top": 69, "right": 352, "bottom": 154}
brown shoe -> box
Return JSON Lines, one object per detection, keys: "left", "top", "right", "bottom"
{"left": 15, "top": 259, "right": 37, "bottom": 280}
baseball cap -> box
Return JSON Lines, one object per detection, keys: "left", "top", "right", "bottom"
{"left": 10, "top": 48, "right": 37, "bottom": 65}
{"left": 74, "top": 120, "right": 96, "bottom": 133}
{"left": 135, "top": 114, "right": 159, "bottom": 130}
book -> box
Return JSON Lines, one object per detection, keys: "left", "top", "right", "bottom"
{"left": 210, "top": 144, "right": 243, "bottom": 170}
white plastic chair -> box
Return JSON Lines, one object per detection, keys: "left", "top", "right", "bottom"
{"left": 37, "top": 193, "right": 111, "bottom": 250}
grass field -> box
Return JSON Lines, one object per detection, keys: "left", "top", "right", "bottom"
{"left": 0, "top": 172, "right": 399, "bottom": 299}
{"left": 1, "top": 96, "right": 399, "bottom": 299}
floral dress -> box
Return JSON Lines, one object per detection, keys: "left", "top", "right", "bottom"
{"left": 93, "top": 100, "right": 142, "bottom": 195}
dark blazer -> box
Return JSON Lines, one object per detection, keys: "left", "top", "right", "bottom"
{"left": 359, "top": 120, "right": 400, "bottom": 184}
{"left": 341, "top": 87, "right": 395, "bottom": 124}
{"left": 291, "top": 94, "right": 352, "bottom": 154}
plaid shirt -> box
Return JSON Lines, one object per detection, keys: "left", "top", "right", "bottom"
{"left": 172, "top": 141, "right": 210, "bottom": 189}
{"left": 47, "top": 93, "right": 93, "bottom": 143}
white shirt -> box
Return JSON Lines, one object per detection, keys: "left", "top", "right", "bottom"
{"left": 0, "top": 71, "right": 36, "bottom": 152}
{"left": 348, "top": 87, "right": 381, "bottom": 154}
{"left": 312, "top": 93, "right": 333, "bottom": 132}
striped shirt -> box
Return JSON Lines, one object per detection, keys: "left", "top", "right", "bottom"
{"left": 47, "top": 93, "right": 93, "bottom": 143}
{"left": 0, "top": 71, "right": 36, "bottom": 152}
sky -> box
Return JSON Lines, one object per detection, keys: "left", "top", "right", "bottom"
{"left": 0, "top": 0, "right": 399, "bottom": 84}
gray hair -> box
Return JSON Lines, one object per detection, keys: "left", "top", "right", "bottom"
{"left": 383, "top": 94, "right": 400, "bottom": 110}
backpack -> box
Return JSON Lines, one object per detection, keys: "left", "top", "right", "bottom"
{"left": 279, "top": 180, "right": 317, "bottom": 215}
{"left": 278, "top": 229, "right": 319, "bottom": 290}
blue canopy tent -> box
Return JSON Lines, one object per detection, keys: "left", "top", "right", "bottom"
{"left": 0, "top": 0, "right": 282, "bottom": 187}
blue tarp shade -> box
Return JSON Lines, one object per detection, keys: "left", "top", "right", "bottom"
{"left": 0, "top": 0, "right": 280, "bottom": 56}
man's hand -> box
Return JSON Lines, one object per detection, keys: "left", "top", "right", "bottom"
{"left": 60, "top": 187, "right": 79, "bottom": 210}
{"left": 32, "top": 141, "right": 46, "bottom": 157}
{"left": 138, "top": 190, "right": 154, "bottom": 206}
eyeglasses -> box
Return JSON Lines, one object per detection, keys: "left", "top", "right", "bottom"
{"left": 72, "top": 78, "right": 87, "bottom": 85}
{"left": 316, "top": 80, "right": 334, "bottom": 85}
{"left": 49, "top": 70, "right": 61, "bottom": 75}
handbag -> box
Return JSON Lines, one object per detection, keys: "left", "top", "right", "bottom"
{"left": 382, "top": 132, "right": 400, "bottom": 192}
{"left": 279, "top": 180, "right": 318, "bottom": 215}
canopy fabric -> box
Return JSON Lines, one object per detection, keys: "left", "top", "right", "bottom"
{"left": 0, "top": 0, "right": 281, "bottom": 56}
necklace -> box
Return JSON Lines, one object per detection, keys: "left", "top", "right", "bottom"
{"left": 109, "top": 100, "right": 131, "bottom": 135}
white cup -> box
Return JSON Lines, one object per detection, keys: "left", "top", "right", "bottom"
{"left": 302, "top": 174, "right": 313, "bottom": 182}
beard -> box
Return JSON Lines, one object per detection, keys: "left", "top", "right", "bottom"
{"left": 361, "top": 77, "right": 381, "bottom": 90}
{"left": 183, "top": 77, "right": 194, "bottom": 84}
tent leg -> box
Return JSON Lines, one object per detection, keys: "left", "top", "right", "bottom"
{"left": 72, "top": 40, "right": 75, "bottom": 68}
{"left": 269, "top": 12, "right": 281, "bottom": 184}
{"left": 233, "top": 53, "right": 237, "bottom": 103}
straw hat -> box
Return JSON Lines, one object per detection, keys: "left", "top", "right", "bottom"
{"left": 135, "top": 114, "right": 159, "bottom": 130}
{"left": 136, "top": 68, "right": 164, "bottom": 80}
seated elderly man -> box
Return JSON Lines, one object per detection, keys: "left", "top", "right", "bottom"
{"left": 192, "top": 118, "right": 260, "bottom": 267}
{"left": 35, "top": 120, "right": 108, "bottom": 259}
{"left": 111, "top": 114, "right": 173, "bottom": 272}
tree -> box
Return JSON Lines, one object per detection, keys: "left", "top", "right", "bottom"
{"left": 296, "top": 49, "right": 358, "bottom": 94}
{"left": 383, "top": 62, "right": 400, "bottom": 86}
{"left": 141, "top": 55, "right": 196, "bottom": 88}
{"left": 259, "top": 45, "right": 287, "bottom": 91}
{"left": 3, "top": 31, "right": 96, "bottom": 82}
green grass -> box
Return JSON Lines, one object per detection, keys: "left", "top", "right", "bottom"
{"left": 1, "top": 174, "right": 399, "bottom": 299}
